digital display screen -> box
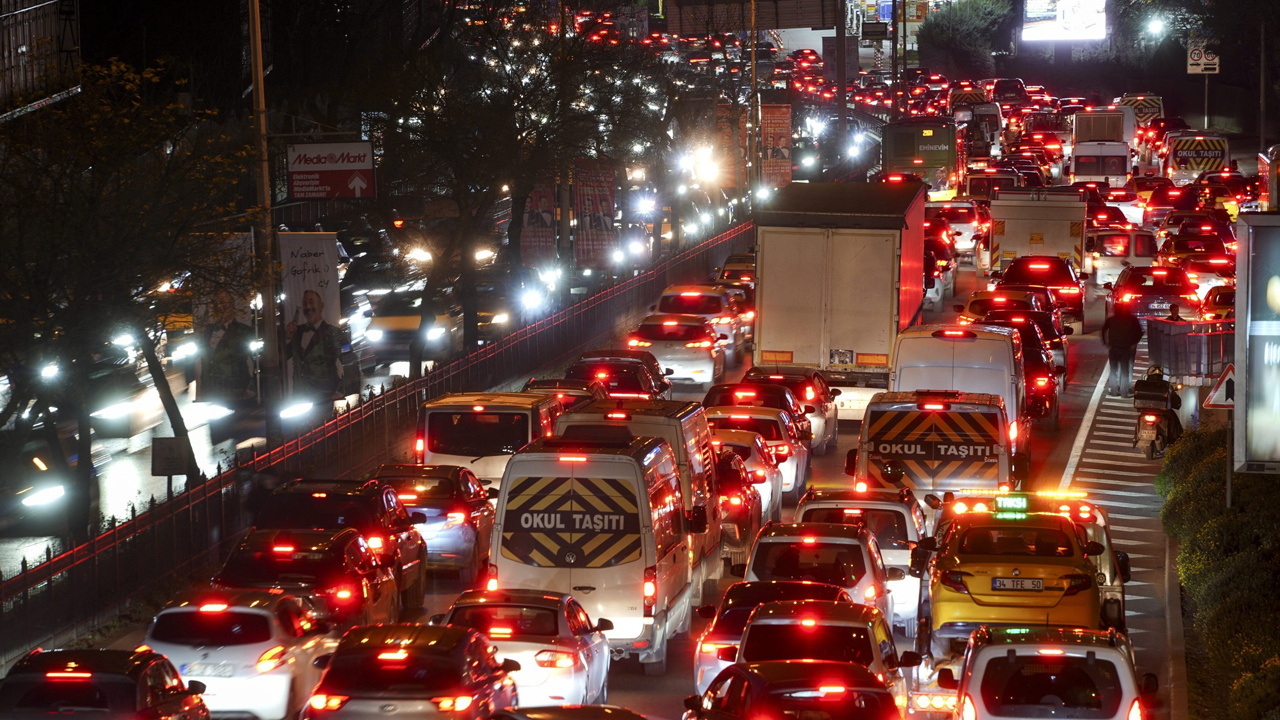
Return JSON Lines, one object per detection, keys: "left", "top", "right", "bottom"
{"left": 1022, "top": 0, "right": 1107, "bottom": 41}
{"left": 1243, "top": 225, "right": 1280, "bottom": 465}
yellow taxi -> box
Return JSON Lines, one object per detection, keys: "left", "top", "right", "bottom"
{"left": 918, "top": 496, "right": 1106, "bottom": 660}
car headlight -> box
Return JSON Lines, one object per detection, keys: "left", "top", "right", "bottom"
{"left": 629, "top": 240, "right": 646, "bottom": 256}
{"left": 21, "top": 485, "right": 65, "bottom": 507}
{"left": 801, "top": 155, "right": 817, "bottom": 167}
{"left": 521, "top": 289, "right": 544, "bottom": 310}
{"left": 366, "top": 328, "right": 385, "bottom": 342}
{"left": 492, "top": 313, "right": 509, "bottom": 324}
{"left": 612, "top": 249, "right": 626, "bottom": 264}
{"left": 91, "top": 400, "right": 136, "bottom": 420}
{"left": 280, "top": 402, "right": 313, "bottom": 419}
{"left": 426, "top": 327, "right": 446, "bottom": 340}
{"left": 171, "top": 342, "right": 198, "bottom": 361}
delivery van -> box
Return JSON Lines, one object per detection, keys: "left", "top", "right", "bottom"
{"left": 1071, "top": 141, "right": 1132, "bottom": 186}
{"left": 416, "top": 392, "right": 563, "bottom": 486}
{"left": 489, "top": 432, "right": 705, "bottom": 676}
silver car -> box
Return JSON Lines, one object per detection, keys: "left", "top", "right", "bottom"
{"left": 627, "top": 314, "right": 725, "bottom": 393}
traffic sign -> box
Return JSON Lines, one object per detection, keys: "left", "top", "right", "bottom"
{"left": 287, "top": 142, "right": 376, "bottom": 200}
{"left": 1187, "top": 39, "right": 1220, "bottom": 74}
{"left": 1203, "top": 363, "right": 1235, "bottom": 409}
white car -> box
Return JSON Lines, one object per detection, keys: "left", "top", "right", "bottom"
{"left": 628, "top": 314, "right": 725, "bottom": 393}
{"left": 1103, "top": 188, "right": 1145, "bottom": 225}
{"left": 926, "top": 200, "right": 985, "bottom": 255}
{"left": 704, "top": 406, "right": 810, "bottom": 503}
{"left": 435, "top": 589, "right": 612, "bottom": 705}
{"left": 653, "top": 285, "right": 747, "bottom": 367}
{"left": 144, "top": 589, "right": 336, "bottom": 720}
{"left": 711, "top": 428, "right": 784, "bottom": 523}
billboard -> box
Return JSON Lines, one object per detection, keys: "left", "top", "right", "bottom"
{"left": 193, "top": 232, "right": 256, "bottom": 405}
{"left": 1022, "top": 0, "right": 1106, "bottom": 41}
{"left": 279, "top": 233, "right": 344, "bottom": 402}
{"left": 286, "top": 142, "right": 376, "bottom": 200}
{"left": 573, "top": 160, "right": 617, "bottom": 269}
{"left": 521, "top": 184, "right": 558, "bottom": 267}
{"left": 760, "top": 105, "right": 793, "bottom": 189}
{"left": 1236, "top": 216, "right": 1280, "bottom": 473}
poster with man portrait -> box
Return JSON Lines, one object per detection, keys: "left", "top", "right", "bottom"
{"left": 760, "top": 105, "right": 792, "bottom": 189}
{"left": 279, "top": 232, "right": 344, "bottom": 402}
{"left": 522, "top": 184, "right": 557, "bottom": 267}
{"left": 573, "top": 160, "right": 617, "bottom": 268}
{"left": 193, "top": 231, "right": 256, "bottom": 405}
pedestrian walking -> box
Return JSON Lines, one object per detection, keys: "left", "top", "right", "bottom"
{"left": 1101, "top": 304, "right": 1144, "bottom": 396}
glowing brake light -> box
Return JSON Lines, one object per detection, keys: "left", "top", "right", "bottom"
{"left": 1029, "top": 262, "right": 1051, "bottom": 269}
{"left": 199, "top": 603, "right": 229, "bottom": 613}
{"left": 1037, "top": 648, "right": 1065, "bottom": 656}
{"left": 560, "top": 456, "right": 588, "bottom": 462}
{"left": 801, "top": 618, "right": 817, "bottom": 626}
{"left": 1152, "top": 269, "right": 1168, "bottom": 276}
{"left": 272, "top": 545, "right": 295, "bottom": 554}
{"left": 686, "top": 340, "right": 713, "bottom": 348}
{"left": 1127, "top": 699, "right": 1143, "bottom": 720}
{"left": 433, "top": 696, "right": 474, "bottom": 712}
{"left": 1009, "top": 421, "right": 1019, "bottom": 443}
{"left": 735, "top": 390, "right": 757, "bottom": 398}
{"left": 311, "top": 492, "right": 327, "bottom": 498}
{"left": 257, "top": 645, "right": 288, "bottom": 672}
{"left": 680, "top": 291, "right": 701, "bottom": 296}
{"left": 627, "top": 338, "right": 652, "bottom": 347}
{"left": 804, "top": 385, "right": 816, "bottom": 401}
{"left": 922, "top": 403, "right": 946, "bottom": 410}
{"left": 46, "top": 671, "right": 93, "bottom": 680}
{"left": 1143, "top": 414, "right": 1158, "bottom": 424}
{"left": 308, "top": 695, "right": 350, "bottom": 711}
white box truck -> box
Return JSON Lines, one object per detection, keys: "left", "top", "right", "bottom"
{"left": 753, "top": 181, "right": 927, "bottom": 421}
{"left": 987, "top": 188, "right": 1089, "bottom": 275}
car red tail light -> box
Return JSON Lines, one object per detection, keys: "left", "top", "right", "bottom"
{"left": 415, "top": 435, "right": 425, "bottom": 457}
{"left": 257, "top": 645, "right": 287, "bottom": 673}
{"left": 1143, "top": 414, "right": 1158, "bottom": 424}
{"left": 46, "top": 671, "right": 93, "bottom": 680}
{"left": 643, "top": 566, "right": 657, "bottom": 615}
{"left": 627, "top": 338, "right": 652, "bottom": 347}
{"left": 309, "top": 695, "right": 350, "bottom": 711}
{"left": 535, "top": 650, "right": 580, "bottom": 668}
{"left": 1009, "top": 421, "right": 1019, "bottom": 443}
{"left": 1034, "top": 376, "right": 1050, "bottom": 388}
{"left": 432, "top": 696, "right": 474, "bottom": 712}
{"left": 1061, "top": 573, "right": 1094, "bottom": 596}
{"left": 961, "top": 694, "right": 978, "bottom": 720}
{"left": 940, "top": 571, "right": 970, "bottom": 594}
{"left": 804, "top": 385, "right": 816, "bottom": 401}
{"left": 686, "top": 340, "right": 713, "bottom": 348}
{"left": 365, "top": 535, "right": 384, "bottom": 551}
{"left": 1057, "top": 286, "right": 1081, "bottom": 295}
{"left": 444, "top": 511, "right": 468, "bottom": 528}
{"left": 1127, "top": 699, "right": 1143, "bottom": 720}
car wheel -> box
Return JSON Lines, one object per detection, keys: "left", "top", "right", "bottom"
{"left": 459, "top": 556, "right": 479, "bottom": 587}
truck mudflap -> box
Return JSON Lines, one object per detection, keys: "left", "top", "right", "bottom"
{"left": 864, "top": 409, "right": 1007, "bottom": 493}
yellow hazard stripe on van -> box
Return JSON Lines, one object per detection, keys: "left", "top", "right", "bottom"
{"left": 500, "top": 476, "right": 643, "bottom": 569}
{"left": 1117, "top": 96, "right": 1162, "bottom": 126}
{"left": 1166, "top": 137, "right": 1228, "bottom": 171}
{"left": 865, "top": 410, "right": 1002, "bottom": 486}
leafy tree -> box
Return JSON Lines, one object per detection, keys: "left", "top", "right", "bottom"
{"left": 917, "top": 0, "right": 1014, "bottom": 79}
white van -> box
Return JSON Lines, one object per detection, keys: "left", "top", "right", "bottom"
{"left": 890, "top": 325, "right": 1030, "bottom": 480}
{"left": 1071, "top": 141, "right": 1132, "bottom": 186}
{"left": 556, "top": 400, "right": 723, "bottom": 601}
{"left": 416, "top": 392, "right": 563, "bottom": 486}
{"left": 1083, "top": 228, "right": 1158, "bottom": 288}
{"left": 490, "top": 432, "right": 705, "bottom": 676}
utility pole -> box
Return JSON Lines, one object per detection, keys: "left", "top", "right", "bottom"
{"left": 750, "top": 0, "right": 759, "bottom": 191}
{"left": 835, "top": 0, "right": 848, "bottom": 152}
{"left": 1261, "top": 24, "right": 1267, "bottom": 155}
{"left": 248, "top": 0, "right": 283, "bottom": 445}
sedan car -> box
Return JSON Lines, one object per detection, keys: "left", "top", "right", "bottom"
{"left": 563, "top": 359, "right": 667, "bottom": 400}
{"left": 305, "top": 625, "right": 519, "bottom": 720}
{"left": 367, "top": 464, "right": 496, "bottom": 584}
{"left": 520, "top": 378, "right": 610, "bottom": 411}
{"left": 0, "top": 648, "right": 210, "bottom": 720}
{"left": 144, "top": 590, "right": 334, "bottom": 720}
{"left": 979, "top": 309, "right": 1073, "bottom": 371}
{"left": 926, "top": 200, "right": 987, "bottom": 256}
{"left": 653, "top": 285, "right": 747, "bottom": 367}
{"left": 742, "top": 366, "right": 841, "bottom": 456}
{"left": 715, "top": 450, "right": 762, "bottom": 567}
{"left": 992, "top": 255, "right": 1086, "bottom": 323}
{"left": 433, "top": 589, "right": 611, "bottom": 706}
{"left": 577, "top": 349, "right": 673, "bottom": 398}
{"left": 976, "top": 317, "right": 1063, "bottom": 429}
{"left": 1104, "top": 266, "right": 1202, "bottom": 320}
{"left": 625, "top": 314, "right": 726, "bottom": 393}
{"left": 701, "top": 383, "right": 812, "bottom": 442}
{"left": 704, "top": 406, "right": 810, "bottom": 502}
{"left": 684, "top": 661, "right": 902, "bottom": 720}
{"left": 955, "top": 289, "right": 1057, "bottom": 326}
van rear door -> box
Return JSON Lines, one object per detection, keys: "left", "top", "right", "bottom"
{"left": 863, "top": 405, "right": 1005, "bottom": 494}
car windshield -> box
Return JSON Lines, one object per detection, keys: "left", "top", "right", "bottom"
{"left": 151, "top": 610, "right": 273, "bottom": 646}
{"left": 217, "top": 548, "right": 344, "bottom": 586}
{"left": 982, "top": 312, "right": 1059, "bottom": 341}
{"left": 377, "top": 475, "right": 458, "bottom": 503}
{"left": 742, "top": 624, "right": 874, "bottom": 664}
{"left": 657, "top": 293, "right": 723, "bottom": 314}
{"left": 257, "top": 495, "right": 376, "bottom": 531}
{"left": 708, "top": 416, "right": 783, "bottom": 441}
{"left": 1073, "top": 155, "right": 1129, "bottom": 177}
{"left": 321, "top": 653, "right": 464, "bottom": 694}
{"left": 1170, "top": 237, "right": 1226, "bottom": 254}
{"left": 957, "top": 526, "right": 1074, "bottom": 557}
{"left": 564, "top": 364, "right": 647, "bottom": 395}
{"left": 969, "top": 297, "right": 1035, "bottom": 315}
{"left": 448, "top": 604, "right": 560, "bottom": 638}
{"left": 634, "top": 323, "right": 709, "bottom": 342}
{"left": 1119, "top": 269, "right": 1194, "bottom": 291}
{"left": 0, "top": 676, "right": 138, "bottom": 712}
{"left": 1001, "top": 260, "right": 1075, "bottom": 285}
{"left": 1209, "top": 290, "right": 1236, "bottom": 305}
{"left": 750, "top": 541, "right": 866, "bottom": 584}
{"left": 427, "top": 411, "right": 529, "bottom": 456}
{"left": 799, "top": 508, "right": 909, "bottom": 550}
{"left": 764, "top": 687, "right": 896, "bottom": 720}
{"left": 979, "top": 656, "right": 1123, "bottom": 718}
{"left": 969, "top": 177, "right": 1017, "bottom": 196}
{"left": 927, "top": 206, "right": 976, "bottom": 223}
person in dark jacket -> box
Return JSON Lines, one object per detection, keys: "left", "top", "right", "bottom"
{"left": 1101, "top": 304, "right": 1144, "bottom": 396}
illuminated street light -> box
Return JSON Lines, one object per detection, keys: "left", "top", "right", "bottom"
{"left": 1147, "top": 18, "right": 1164, "bottom": 35}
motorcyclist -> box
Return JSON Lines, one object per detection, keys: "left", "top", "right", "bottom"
{"left": 1134, "top": 367, "right": 1182, "bottom": 446}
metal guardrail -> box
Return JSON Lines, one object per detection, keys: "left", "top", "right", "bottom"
{"left": 0, "top": 222, "right": 756, "bottom": 663}
{"left": 1146, "top": 318, "right": 1234, "bottom": 380}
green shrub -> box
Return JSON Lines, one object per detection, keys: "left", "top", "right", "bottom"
{"left": 1230, "top": 656, "right": 1280, "bottom": 720}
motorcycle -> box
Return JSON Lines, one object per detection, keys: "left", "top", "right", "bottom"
{"left": 1132, "top": 367, "right": 1182, "bottom": 459}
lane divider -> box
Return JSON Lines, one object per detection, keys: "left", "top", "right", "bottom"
{"left": 1059, "top": 364, "right": 1110, "bottom": 492}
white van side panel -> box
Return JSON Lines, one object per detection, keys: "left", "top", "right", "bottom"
{"left": 892, "top": 338, "right": 1019, "bottom": 426}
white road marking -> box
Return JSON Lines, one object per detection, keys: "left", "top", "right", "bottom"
{"left": 1059, "top": 363, "right": 1110, "bottom": 491}
{"left": 1075, "top": 468, "right": 1156, "bottom": 477}
{"left": 1083, "top": 449, "right": 1150, "bottom": 458}
{"left": 1093, "top": 440, "right": 1142, "bottom": 448}
{"left": 1095, "top": 430, "right": 1136, "bottom": 438}
{"left": 1078, "top": 487, "right": 1156, "bottom": 497}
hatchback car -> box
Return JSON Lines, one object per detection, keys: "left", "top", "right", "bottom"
{"left": 955, "top": 290, "right": 1056, "bottom": 326}
{"left": 0, "top": 648, "right": 209, "bottom": 720}
{"left": 692, "top": 581, "right": 854, "bottom": 694}
{"left": 1104, "top": 266, "right": 1202, "bottom": 320}
{"left": 685, "top": 661, "right": 901, "bottom": 720}
{"left": 366, "top": 290, "right": 461, "bottom": 365}
{"left": 701, "top": 383, "right": 813, "bottom": 443}
{"left": 626, "top": 314, "right": 726, "bottom": 393}
{"left": 520, "top": 378, "right": 610, "bottom": 411}
{"left": 144, "top": 590, "right": 333, "bottom": 720}
{"left": 367, "top": 464, "right": 497, "bottom": 584}
{"left": 711, "top": 429, "right": 784, "bottom": 523}
{"left": 213, "top": 528, "right": 400, "bottom": 627}
{"left": 305, "top": 624, "right": 519, "bottom": 720}
{"left": 653, "top": 285, "right": 747, "bottom": 367}
{"left": 563, "top": 359, "right": 667, "bottom": 400}
{"left": 992, "top": 255, "right": 1086, "bottom": 323}
{"left": 255, "top": 478, "right": 428, "bottom": 610}
{"left": 433, "top": 590, "right": 611, "bottom": 706}
{"left": 1200, "top": 285, "right": 1235, "bottom": 321}
{"left": 925, "top": 200, "right": 987, "bottom": 256}
{"left": 980, "top": 309, "right": 1073, "bottom": 369}
{"left": 704, "top": 407, "right": 810, "bottom": 502}
{"left": 577, "top": 349, "right": 673, "bottom": 398}
{"left": 742, "top": 366, "right": 840, "bottom": 455}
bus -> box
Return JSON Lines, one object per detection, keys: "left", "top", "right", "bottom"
{"left": 881, "top": 118, "right": 966, "bottom": 200}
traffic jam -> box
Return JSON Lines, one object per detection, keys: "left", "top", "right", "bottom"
{"left": 0, "top": 65, "right": 1237, "bottom": 720}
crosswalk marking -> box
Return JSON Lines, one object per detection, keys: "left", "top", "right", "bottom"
{"left": 1076, "top": 487, "right": 1156, "bottom": 497}
{"left": 1076, "top": 468, "right": 1154, "bottom": 477}
{"left": 1092, "top": 439, "right": 1140, "bottom": 448}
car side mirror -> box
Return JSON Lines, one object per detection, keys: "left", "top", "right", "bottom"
{"left": 1103, "top": 281, "right": 1113, "bottom": 290}
{"left": 697, "top": 604, "right": 718, "bottom": 619}
{"left": 716, "top": 646, "right": 739, "bottom": 662}
{"left": 844, "top": 448, "right": 859, "bottom": 476}
{"left": 665, "top": 368, "right": 674, "bottom": 376}
{"left": 186, "top": 680, "right": 207, "bottom": 696}
{"left": 684, "top": 695, "right": 704, "bottom": 713}
{"left": 918, "top": 537, "right": 938, "bottom": 552}
{"left": 687, "top": 506, "right": 709, "bottom": 534}
{"left": 937, "top": 667, "right": 959, "bottom": 690}
{"left": 887, "top": 567, "right": 906, "bottom": 582}
{"left": 648, "top": 304, "right": 656, "bottom": 312}
{"left": 1064, "top": 326, "right": 1075, "bottom": 335}
{"left": 924, "top": 493, "right": 941, "bottom": 509}
{"left": 803, "top": 405, "right": 816, "bottom": 415}
{"left": 428, "top": 613, "right": 446, "bottom": 625}
{"left": 898, "top": 651, "right": 922, "bottom": 668}
{"left": 313, "top": 654, "right": 332, "bottom": 669}
{"left": 409, "top": 511, "right": 427, "bottom": 524}
{"left": 487, "top": 488, "right": 499, "bottom": 500}
{"left": 501, "top": 658, "right": 522, "bottom": 673}
{"left": 1083, "top": 541, "right": 1106, "bottom": 557}
{"left": 1115, "top": 550, "right": 1132, "bottom": 583}
{"left": 830, "top": 389, "right": 841, "bottom": 397}
{"left": 1079, "top": 272, "right": 1091, "bottom": 280}
{"left": 730, "top": 563, "right": 747, "bottom": 577}
{"left": 718, "top": 333, "right": 729, "bottom": 340}
{"left": 594, "top": 618, "right": 615, "bottom": 632}
{"left": 953, "top": 304, "right": 965, "bottom": 312}
{"left": 1140, "top": 672, "right": 1159, "bottom": 697}
{"left": 1056, "top": 365, "right": 1067, "bottom": 376}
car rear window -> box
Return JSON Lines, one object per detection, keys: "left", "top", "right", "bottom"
{"left": 565, "top": 364, "right": 646, "bottom": 395}
{"left": 0, "top": 676, "right": 138, "bottom": 712}
{"left": 447, "top": 604, "right": 560, "bottom": 638}
{"left": 968, "top": 176, "right": 1018, "bottom": 197}
{"left": 1209, "top": 290, "right": 1236, "bottom": 305}
{"left": 151, "top": 610, "right": 273, "bottom": 646}
{"left": 764, "top": 687, "right": 897, "bottom": 720}
{"left": 750, "top": 541, "right": 866, "bottom": 585}
{"left": 257, "top": 495, "right": 377, "bottom": 531}
{"left": 321, "top": 653, "right": 463, "bottom": 694}
{"left": 742, "top": 623, "right": 874, "bottom": 664}
{"left": 708, "top": 416, "right": 783, "bottom": 441}
{"left": 634, "top": 322, "right": 710, "bottom": 343}
{"left": 657, "top": 293, "right": 723, "bottom": 314}
{"left": 979, "top": 656, "right": 1123, "bottom": 718}
{"left": 799, "top": 508, "right": 909, "bottom": 550}
{"left": 427, "top": 411, "right": 529, "bottom": 456}
{"left": 1118, "top": 269, "right": 1194, "bottom": 291}
{"left": 926, "top": 206, "right": 976, "bottom": 223}
{"left": 1106, "top": 190, "right": 1137, "bottom": 203}
{"left": 217, "top": 548, "right": 344, "bottom": 586}
{"left": 957, "top": 526, "right": 1074, "bottom": 557}
{"left": 704, "top": 386, "right": 787, "bottom": 410}
{"left": 1001, "top": 259, "right": 1076, "bottom": 285}
{"left": 378, "top": 475, "right": 458, "bottom": 504}
{"left": 719, "top": 268, "right": 754, "bottom": 282}
{"left": 969, "top": 297, "right": 1035, "bottom": 316}
{"left": 1170, "top": 237, "right": 1227, "bottom": 255}
{"left": 1073, "top": 155, "right": 1128, "bottom": 177}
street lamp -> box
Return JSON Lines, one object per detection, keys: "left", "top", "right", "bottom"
{"left": 1147, "top": 18, "right": 1164, "bottom": 36}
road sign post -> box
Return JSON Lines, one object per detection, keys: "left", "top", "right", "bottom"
{"left": 1187, "top": 36, "right": 1219, "bottom": 129}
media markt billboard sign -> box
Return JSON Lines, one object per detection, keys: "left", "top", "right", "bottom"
{"left": 1236, "top": 215, "right": 1280, "bottom": 473}
{"left": 287, "top": 142, "right": 376, "bottom": 201}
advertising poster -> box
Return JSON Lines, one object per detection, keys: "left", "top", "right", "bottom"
{"left": 193, "top": 231, "right": 256, "bottom": 405}
{"left": 573, "top": 160, "right": 617, "bottom": 269}
{"left": 279, "top": 232, "right": 344, "bottom": 402}
{"left": 760, "top": 105, "right": 792, "bottom": 189}
{"left": 521, "top": 184, "right": 557, "bottom": 267}
{"left": 716, "top": 103, "right": 748, "bottom": 191}
{"left": 1241, "top": 223, "right": 1280, "bottom": 468}
{"left": 1022, "top": 0, "right": 1107, "bottom": 41}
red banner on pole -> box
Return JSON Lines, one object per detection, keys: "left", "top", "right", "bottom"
{"left": 760, "top": 105, "right": 793, "bottom": 189}
{"left": 521, "top": 184, "right": 557, "bottom": 267}
{"left": 573, "top": 160, "right": 616, "bottom": 268}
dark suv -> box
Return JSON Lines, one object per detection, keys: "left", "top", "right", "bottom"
{"left": 256, "top": 478, "right": 428, "bottom": 611}
{"left": 0, "top": 648, "right": 209, "bottom": 719}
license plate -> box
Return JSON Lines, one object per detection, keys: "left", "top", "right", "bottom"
{"left": 993, "top": 578, "right": 1043, "bottom": 591}
{"left": 1150, "top": 301, "right": 1170, "bottom": 310}
{"left": 182, "top": 662, "right": 234, "bottom": 678}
